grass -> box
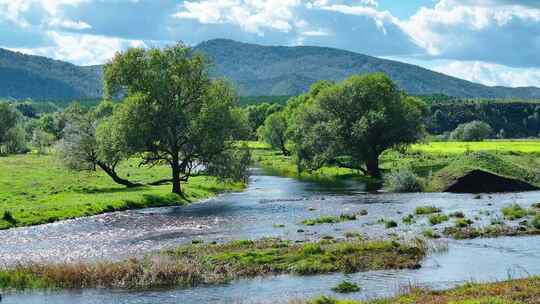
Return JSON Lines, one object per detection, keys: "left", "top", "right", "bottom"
{"left": 428, "top": 214, "right": 449, "bottom": 225}
{"left": 415, "top": 206, "right": 441, "bottom": 215}
{"left": 412, "top": 140, "right": 540, "bottom": 155}
{"left": 302, "top": 214, "right": 357, "bottom": 226}
{"left": 0, "top": 238, "right": 427, "bottom": 290}
{"left": 501, "top": 204, "right": 529, "bottom": 220}
{"left": 0, "top": 154, "right": 244, "bottom": 229}
{"left": 304, "top": 276, "right": 540, "bottom": 304}
{"left": 331, "top": 281, "right": 361, "bottom": 293}
{"left": 245, "top": 140, "right": 540, "bottom": 193}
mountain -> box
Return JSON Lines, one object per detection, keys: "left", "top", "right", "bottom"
{"left": 194, "top": 39, "right": 540, "bottom": 99}
{"left": 1, "top": 39, "right": 539, "bottom": 100}
{"left": 0, "top": 48, "right": 102, "bottom": 99}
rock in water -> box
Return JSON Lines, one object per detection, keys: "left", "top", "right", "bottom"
{"left": 444, "top": 169, "right": 539, "bottom": 193}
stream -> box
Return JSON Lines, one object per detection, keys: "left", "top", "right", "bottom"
{"left": 2, "top": 168, "right": 540, "bottom": 303}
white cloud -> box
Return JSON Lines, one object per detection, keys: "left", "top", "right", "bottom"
{"left": 434, "top": 60, "right": 540, "bottom": 88}
{"left": 300, "top": 29, "right": 328, "bottom": 36}
{"left": 317, "top": 4, "right": 397, "bottom": 34}
{"left": 399, "top": 0, "right": 540, "bottom": 58}
{"left": 10, "top": 31, "right": 146, "bottom": 65}
{"left": 174, "top": 0, "right": 303, "bottom": 34}
{"left": 48, "top": 18, "right": 92, "bottom": 30}
{"left": 0, "top": 0, "right": 89, "bottom": 27}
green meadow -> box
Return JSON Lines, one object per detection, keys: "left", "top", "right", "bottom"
{"left": 0, "top": 154, "right": 244, "bottom": 229}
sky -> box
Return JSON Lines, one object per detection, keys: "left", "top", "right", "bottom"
{"left": 1, "top": 0, "right": 540, "bottom": 88}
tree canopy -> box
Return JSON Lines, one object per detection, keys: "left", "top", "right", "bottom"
{"left": 290, "top": 73, "right": 426, "bottom": 177}
{"left": 104, "top": 44, "right": 249, "bottom": 195}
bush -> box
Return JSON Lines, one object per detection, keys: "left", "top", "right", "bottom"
{"left": 501, "top": 204, "right": 527, "bottom": 220}
{"left": 384, "top": 167, "right": 424, "bottom": 193}
{"left": 331, "top": 280, "right": 360, "bottom": 293}
{"left": 415, "top": 206, "right": 441, "bottom": 215}
{"left": 2, "top": 210, "right": 17, "bottom": 225}
{"left": 450, "top": 120, "right": 492, "bottom": 142}
{"left": 429, "top": 214, "right": 449, "bottom": 225}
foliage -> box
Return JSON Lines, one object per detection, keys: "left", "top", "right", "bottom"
{"left": 384, "top": 167, "right": 424, "bottom": 192}
{"left": 55, "top": 106, "right": 137, "bottom": 187}
{"left": 450, "top": 120, "right": 493, "bottom": 141}
{"left": 415, "top": 206, "right": 441, "bottom": 215}
{"left": 258, "top": 110, "right": 290, "bottom": 155}
{"left": 0, "top": 102, "right": 25, "bottom": 154}
{"left": 0, "top": 48, "right": 102, "bottom": 99}
{"left": 244, "top": 102, "right": 283, "bottom": 138}
{"left": 104, "top": 44, "right": 249, "bottom": 194}
{"left": 501, "top": 204, "right": 528, "bottom": 220}
{"left": 290, "top": 73, "right": 426, "bottom": 177}
{"left": 331, "top": 281, "right": 360, "bottom": 293}
{"left": 194, "top": 39, "right": 540, "bottom": 98}
{"left": 427, "top": 100, "right": 540, "bottom": 138}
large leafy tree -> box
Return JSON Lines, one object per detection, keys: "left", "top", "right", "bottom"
{"left": 104, "top": 44, "right": 248, "bottom": 195}
{"left": 292, "top": 73, "right": 426, "bottom": 178}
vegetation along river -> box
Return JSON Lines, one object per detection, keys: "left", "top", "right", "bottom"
{"left": 2, "top": 168, "right": 540, "bottom": 303}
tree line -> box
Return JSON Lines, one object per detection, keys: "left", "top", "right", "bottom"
{"left": 1, "top": 44, "right": 431, "bottom": 193}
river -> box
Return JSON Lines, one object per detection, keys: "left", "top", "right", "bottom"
{"left": 2, "top": 168, "right": 540, "bottom": 303}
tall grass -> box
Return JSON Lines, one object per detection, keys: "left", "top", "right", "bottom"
{"left": 0, "top": 238, "right": 427, "bottom": 290}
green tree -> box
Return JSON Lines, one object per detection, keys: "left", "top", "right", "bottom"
{"left": 291, "top": 73, "right": 426, "bottom": 178}
{"left": 258, "top": 111, "right": 290, "bottom": 156}
{"left": 104, "top": 44, "right": 249, "bottom": 195}
{"left": 0, "top": 103, "right": 27, "bottom": 155}
{"left": 32, "top": 129, "right": 55, "bottom": 155}
{"left": 56, "top": 111, "right": 137, "bottom": 187}
{"left": 450, "top": 120, "right": 492, "bottom": 141}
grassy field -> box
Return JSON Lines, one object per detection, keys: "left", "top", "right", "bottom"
{"left": 305, "top": 276, "right": 540, "bottom": 304}
{"left": 0, "top": 238, "right": 426, "bottom": 290}
{"left": 246, "top": 140, "right": 540, "bottom": 192}
{"left": 412, "top": 140, "right": 540, "bottom": 155}
{"left": 0, "top": 154, "right": 244, "bottom": 229}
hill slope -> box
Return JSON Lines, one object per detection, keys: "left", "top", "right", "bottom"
{"left": 195, "top": 39, "right": 540, "bottom": 98}
{"left": 0, "top": 49, "right": 102, "bottom": 99}
{"left": 1, "top": 39, "right": 539, "bottom": 99}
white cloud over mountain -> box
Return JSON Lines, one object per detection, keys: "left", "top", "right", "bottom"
{"left": 0, "top": 0, "right": 539, "bottom": 88}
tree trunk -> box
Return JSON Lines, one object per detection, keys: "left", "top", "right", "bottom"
{"left": 365, "top": 152, "right": 381, "bottom": 178}
{"left": 171, "top": 156, "right": 182, "bottom": 195}
{"left": 97, "top": 162, "right": 139, "bottom": 188}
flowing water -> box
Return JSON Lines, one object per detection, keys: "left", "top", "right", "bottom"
{"left": 2, "top": 168, "right": 540, "bottom": 303}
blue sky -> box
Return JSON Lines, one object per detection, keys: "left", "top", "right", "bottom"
{"left": 1, "top": 0, "right": 540, "bottom": 88}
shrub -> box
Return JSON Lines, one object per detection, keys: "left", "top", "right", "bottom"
{"left": 429, "top": 214, "right": 449, "bottom": 226}
{"left": 531, "top": 215, "right": 540, "bottom": 229}
{"left": 402, "top": 214, "right": 415, "bottom": 225}
{"left": 449, "top": 211, "right": 465, "bottom": 218}
{"left": 415, "top": 206, "right": 441, "bottom": 215}
{"left": 422, "top": 228, "right": 440, "bottom": 239}
{"left": 450, "top": 120, "right": 492, "bottom": 141}
{"left": 2, "top": 211, "right": 17, "bottom": 225}
{"left": 384, "top": 167, "right": 424, "bottom": 193}
{"left": 331, "top": 280, "right": 360, "bottom": 293}
{"left": 384, "top": 220, "right": 398, "bottom": 229}
{"left": 501, "top": 204, "right": 527, "bottom": 220}
{"left": 455, "top": 218, "right": 474, "bottom": 228}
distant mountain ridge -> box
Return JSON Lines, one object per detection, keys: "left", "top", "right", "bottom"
{"left": 0, "top": 49, "right": 102, "bottom": 99}
{"left": 0, "top": 39, "right": 539, "bottom": 100}
{"left": 194, "top": 39, "right": 540, "bottom": 99}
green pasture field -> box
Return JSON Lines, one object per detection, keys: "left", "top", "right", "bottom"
{"left": 0, "top": 154, "right": 244, "bottom": 229}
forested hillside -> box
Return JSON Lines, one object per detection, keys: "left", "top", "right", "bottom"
{"left": 0, "top": 49, "right": 102, "bottom": 99}
{"left": 2, "top": 39, "right": 540, "bottom": 100}
{"left": 195, "top": 39, "right": 540, "bottom": 98}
